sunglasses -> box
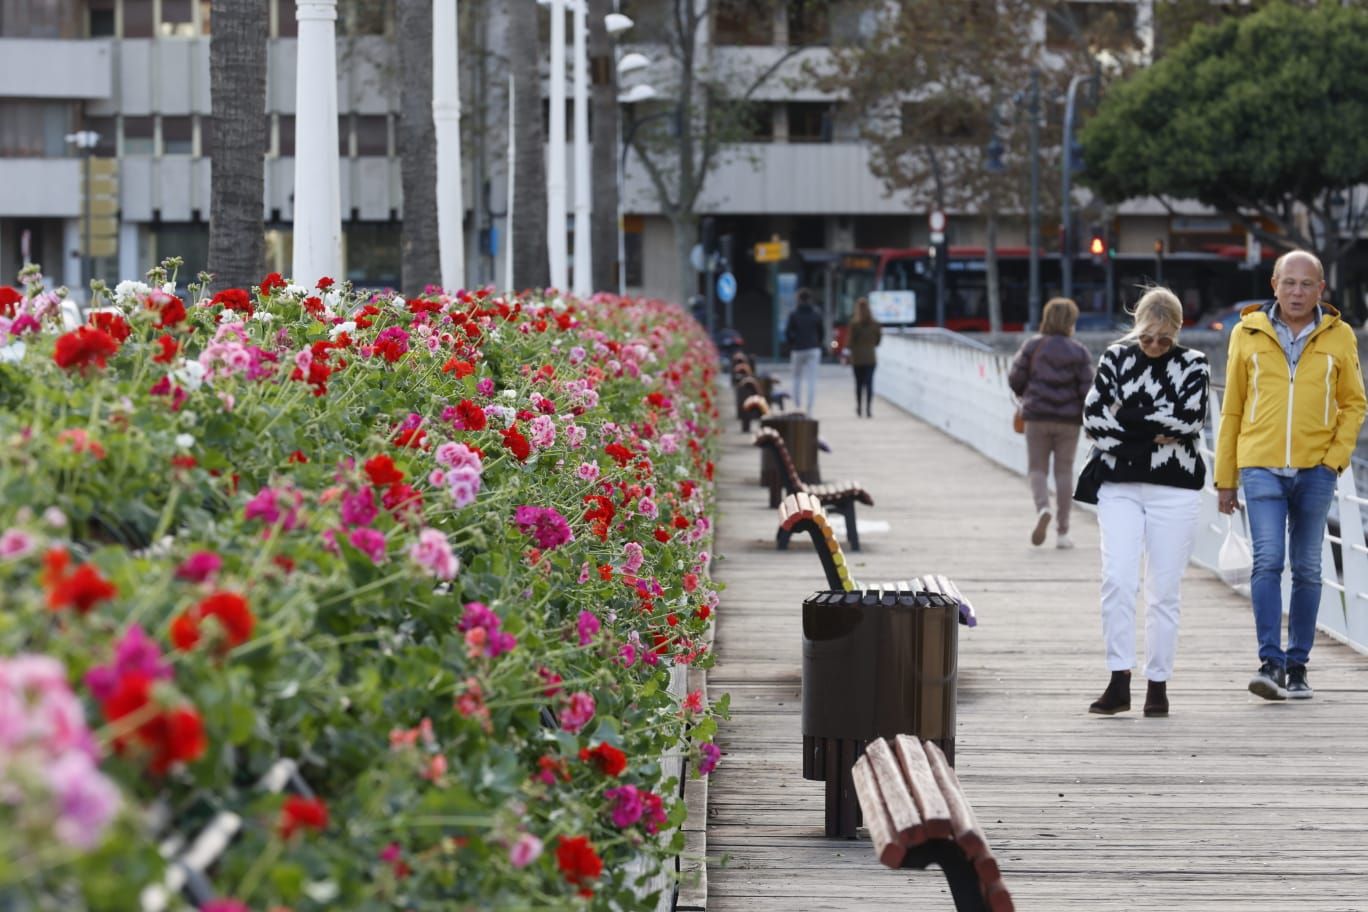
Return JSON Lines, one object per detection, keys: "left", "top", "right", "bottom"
{"left": 1139, "top": 334, "right": 1174, "bottom": 350}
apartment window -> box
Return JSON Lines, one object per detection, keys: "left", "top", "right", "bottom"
{"left": 84, "top": 117, "right": 119, "bottom": 156}
{"left": 355, "top": 116, "right": 389, "bottom": 156}
{"left": 1046, "top": 2, "right": 1138, "bottom": 51}
{"left": 787, "top": 103, "right": 831, "bottom": 143}
{"left": 714, "top": 0, "right": 776, "bottom": 46}
{"left": 89, "top": 0, "right": 116, "bottom": 36}
{"left": 124, "top": 116, "right": 155, "bottom": 155}
{"left": 735, "top": 102, "right": 774, "bottom": 143}
{"left": 124, "top": 0, "right": 155, "bottom": 37}
{"left": 279, "top": 115, "right": 295, "bottom": 156}
{"left": 787, "top": 1, "right": 829, "bottom": 46}
{"left": 345, "top": 223, "right": 402, "bottom": 289}
{"left": 338, "top": 115, "right": 351, "bottom": 156}
{"left": 276, "top": 0, "right": 299, "bottom": 37}
{"left": 152, "top": 224, "right": 210, "bottom": 285}
{"left": 163, "top": 116, "right": 193, "bottom": 154}
{"left": 160, "top": 0, "right": 194, "bottom": 36}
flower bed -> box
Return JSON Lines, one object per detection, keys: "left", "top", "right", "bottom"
{"left": 0, "top": 262, "right": 725, "bottom": 910}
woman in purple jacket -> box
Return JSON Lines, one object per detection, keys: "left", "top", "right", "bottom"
{"left": 1008, "top": 297, "right": 1095, "bottom": 549}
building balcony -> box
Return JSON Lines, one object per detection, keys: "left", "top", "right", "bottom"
{"left": 0, "top": 39, "right": 113, "bottom": 100}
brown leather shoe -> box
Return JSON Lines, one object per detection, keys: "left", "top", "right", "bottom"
{"left": 1089, "top": 670, "right": 1131, "bottom": 715}
{"left": 1143, "top": 680, "right": 1169, "bottom": 717}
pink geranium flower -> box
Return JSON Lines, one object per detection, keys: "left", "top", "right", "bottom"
{"left": 561, "top": 691, "right": 595, "bottom": 733}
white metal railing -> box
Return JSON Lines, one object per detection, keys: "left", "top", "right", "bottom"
{"left": 880, "top": 332, "right": 1368, "bottom": 655}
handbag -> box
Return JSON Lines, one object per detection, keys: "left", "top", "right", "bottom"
{"left": 1010, "top": 339, "right": 1042, "bottom": 435}
{"left": 1217, "top": 513, "right": 1253, "bottom": 597}
{"left": 1073, "top": 449, "right": 1105, "bottom": 505}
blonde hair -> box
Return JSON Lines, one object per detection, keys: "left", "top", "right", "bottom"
{"left": 1119, "top": 286, "right": 1183, "bottom": 345}
{"left": 1038, "top": 297, "right": 1078, "bottom": 336}
{"left": 852, "top": 296, "right": 874, "bottom": 325}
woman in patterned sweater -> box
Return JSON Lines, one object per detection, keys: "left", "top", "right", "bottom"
{"left": 1080, "top": 288, "right": 1210, "bottom": 717}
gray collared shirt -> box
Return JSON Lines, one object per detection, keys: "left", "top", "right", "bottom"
{"left": 1265, "top": 301, "right": 1323, "bottom": 476}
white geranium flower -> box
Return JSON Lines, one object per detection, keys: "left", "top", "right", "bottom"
{"left": 329, "top": 320, "right": 356, "bottom": 339}
{"left": 285, "top": 283, "right": 307, "bottom": 297}
{"left": 173, "top": 358, "right": 207, "bottom": 391}
{"left": 0, "top": 341, "right": 25, "bottom": 363}
{"left": 175, "top": 433, "right": 195, "bottom": 449}
{"left": 251, "top": 311, "right": 276, "bottom": 323}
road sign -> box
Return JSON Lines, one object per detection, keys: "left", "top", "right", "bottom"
{"left": 716, "top": 271, "right": 736, "bottom": 304}
{"left": 753, "top": 240, "right": 789, "bottom": 263}
{"left": 929, "top": 210, "right": 946, "bottom": 233}
{"left": 930, "top": 230, "right": 945, "bottom": 245}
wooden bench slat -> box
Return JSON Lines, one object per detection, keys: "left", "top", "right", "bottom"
{"left": 851, "top": 756, "right": 905, "bottom": 868}
{"left": 893, "top": 734, "right": 953, "bottom": 840}
{"left": 924, "top": 740, "right": 988, "bottom": 860}
{"left": 863, "top": 738, "right": 926, "bottom": 847}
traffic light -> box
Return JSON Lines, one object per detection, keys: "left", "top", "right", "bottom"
{"left": 1089, "top": 227, "right": 1105, "bottom": 264}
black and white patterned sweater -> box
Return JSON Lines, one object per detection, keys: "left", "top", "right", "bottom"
{"left": 1082, "top": 343, "right": 1210, "bottom": 490}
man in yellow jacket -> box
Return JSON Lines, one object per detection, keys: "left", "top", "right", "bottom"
{"left": 1216, "top": 250, "right": 1366, "bottom": 701}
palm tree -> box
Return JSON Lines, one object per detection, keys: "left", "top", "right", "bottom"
{"left": 588, "top": 0, "right": 618, "bottom": 294}
{"left": 207, "top": 0, "right": 268, "bottom": 290}
{"left": 397, "top": 0, "right": 440, "bottom": 295}
{"left": 508, "top": 0, "right": 549, "bottom": 289}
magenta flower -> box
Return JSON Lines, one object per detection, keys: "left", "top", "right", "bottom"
{"left": 561, "top": 691, "right": 596, "bottom": 733}
{"left": 348, "top": 527, "right": 387, "bottom": 564}
{"left": 621, "top": 541, "right": 644, "bottom": 574}
{"left": 0, "top": 527, "right": 35, "bottom": 561}
{"left": 409, "top": 527, "right": 459, "bottom": 580}
{"left": 84, "top": 625, "right": 173, "bottom": 702}
{"left": 201, "top": 901, "right": 251, "bottom": 912}
{"left": 698, "top": 742, "right": 721, "bottom": 776}
{"left": 513, "top": 505, "right": 574, "bottom": 550}
{"left": 604, "top": 784, "right": 644, "bottom": 828}
{"left": 340, "top": 487, "right": 378, "bottom": 527}
{"left": 477, "top": 377, "right": 495, "bottom": 397}
{"left": 576, "top": 610, "right": 600, "bottom": 646}
{"left": 174, "top": 550, "right": 223, "bottom": 583}
{"left": 509, "top": 832, "right": 543, "bottom": 868}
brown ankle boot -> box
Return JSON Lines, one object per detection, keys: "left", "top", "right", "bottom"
{"left": 1089, "top": 670, "right": 1131, "bottom": 715}
{"left": 1143, "top": 680, "right": 1169, "bottom": 717}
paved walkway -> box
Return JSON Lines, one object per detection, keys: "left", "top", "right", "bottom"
{"left": 704, "top": 364, "right": 1368, "bottom": 911}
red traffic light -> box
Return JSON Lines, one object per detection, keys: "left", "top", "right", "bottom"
{"left": 1089, "top": 236, "right": 1105, "bottom": 257}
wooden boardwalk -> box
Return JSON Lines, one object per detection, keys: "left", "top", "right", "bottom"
{"left": 704, "top": 365, "right": 1368, "bottom": 912}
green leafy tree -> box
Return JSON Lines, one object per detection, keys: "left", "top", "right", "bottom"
{"left": 1080, "top": 1, "right": 1368, "bottom": 296}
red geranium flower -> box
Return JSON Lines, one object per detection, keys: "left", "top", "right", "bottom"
{"left": 0, "top": 285, "right": 21, "bottom": 317}
{"left": 90, "top": 312, "right": 131, "bottom": 342}
{"left": 152, "top": 333, "right": 180, "bottom": 363}
{"left": 198, "top": 592, "right": 255, "bottom": 646}
{"left": 578, "top": 742, "right": 628, "bottom": 777}
{"left": 53, "top": 326, "right": 120, "bottom": 370}
{"left": 442, "top": 357, "right": 475, "bottom": 377}
{"left": 316, "top": 276, "right": 334, "bottom": 290}
{"left": 259, "top": 272, "right": 287, "bottom": 295}
{"left": 556, "top": 835, "right": 603, "bottom": 896}
{"left": 279, "top": 796, "right": 329, "bottom": 838}
{"left": 210, "top": 287, "right": 254, "bottom": 318}
{"left": 364, "top": 453, "right": 405, "bottom": 487}
{"left": 44, "top": 552, "right": 117, "bottom": 614}
{"left": 100, "top": 673, "right": 207, "bottom": 774}
{"left": 501, "top": 427, "right": 531, "bottom": 462}
{"left": 455, "top": 399, "right": 486, "bottom": 431}
{"left": 152, "top": 294, "right": 187, "bottom": 328}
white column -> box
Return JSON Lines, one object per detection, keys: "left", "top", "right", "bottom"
{"left": 292, "top": 0, "right": 342, "bottom": 288}
{"left": 433, "top": 0, "right": 465, "bottom": 292}
{"left": 547, "top": 0, "right": 568, "bottom": 290}
{"left": 571, "top": 0, "right": 591, "bottom": 296}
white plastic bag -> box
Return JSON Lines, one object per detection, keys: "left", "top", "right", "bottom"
{"left": 1217, "top": 515, "right": 1252, "bottom": 597}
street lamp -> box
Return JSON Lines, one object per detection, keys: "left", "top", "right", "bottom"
{"left": 65, "top": 130, "right": 100, "bottom": 295}
{"left": 1060, "top": 72, "right": 1095, "bottom": 300}
{"left": 617, "top": 83, "right": 658, "bottom": 297}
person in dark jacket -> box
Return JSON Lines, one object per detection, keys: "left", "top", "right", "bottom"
{"left": 1008, "top": 297, "right": 1093, "bottom": 549}
{"left": 785, "top": 288, "right": 824, "bottom": 414}
{"left": 846, "top": 296, "right": 882, "bottom": 417}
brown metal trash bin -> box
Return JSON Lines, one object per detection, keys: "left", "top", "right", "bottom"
{"left": 760, "top": 413, "right": 820, "bottom": 497}
{"left": 801, "top": 588, "right": 959, "bottom": 837}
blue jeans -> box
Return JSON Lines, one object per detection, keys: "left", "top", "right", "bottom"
{"left": 1241, "top": 466, "right": 1339, "bottom": 668}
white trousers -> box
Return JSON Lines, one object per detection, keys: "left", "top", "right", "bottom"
{"left": 1096, "top": 482, "right": 1201, "bottom": 681}
{"left": 790, "top": 347, "right": 821, "bottom": 414}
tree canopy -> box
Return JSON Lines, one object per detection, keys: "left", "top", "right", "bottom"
{"left": 1079, "top": 1, "right": 1368, "bottom": 261}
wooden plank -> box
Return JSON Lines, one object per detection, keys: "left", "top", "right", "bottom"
{"left": 863, "top": 738, "right": 925, "bottom": 846}
{"left": 851, "top": 756, "right": 904, "bottom": 868}
{"left": 893, "top": 734, "right": 952, "bottom": 841}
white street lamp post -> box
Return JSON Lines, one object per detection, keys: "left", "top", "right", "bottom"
{"left": 547, "top": 0, "right": 568, "bottom": 291}
{"left": 571, "top": 0, "right": 591, "bottom": 297}
{"left": 616, "top": 82, "right": 655, "bottom": 297}
{"left": 434, "top": 1, "right": 465, "bottom": 292}
{"left": 293, "top": 0, "right": 342, "bottom": 288}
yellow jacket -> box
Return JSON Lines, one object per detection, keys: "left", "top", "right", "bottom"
{"left": 1215, "top": 302, "right": 1367, "bottom": 489}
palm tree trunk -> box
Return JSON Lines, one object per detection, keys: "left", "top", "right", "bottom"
{"left": 508, "top": 0, "right": 549, "bottom": 289}
{"left": 207, "top": 0, "right": 268, "bottom": 291}
{"left": 397, "top": 0, "right": 440, "bottom": 295}
{"left": 588, "top": 0, "right": 618, "bottom": 294}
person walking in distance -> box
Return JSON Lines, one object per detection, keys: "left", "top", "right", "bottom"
{"left": 846, "top": 296, "right": 882, "bottom": 417}
{"left": 785, "top": 287, "right": 824, "bottom": 414}
{"left": 1008, "top": 297, "right": 1093, "bottom": 548}
{"left": 1081, "top": 288, "right": 1209, "bottom": 717}
{"left": 1215, "top": 250, "right": 1366, "bottom": 701}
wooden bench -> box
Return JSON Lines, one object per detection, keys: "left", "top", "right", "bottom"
{"left": 852, "top": 736, "right": 1014, "bottom": 912}
{"left": 757, "top": 428, "right": 872, "bottom": 545}
{"left": 776, "top": 493, "right": 977, "bottom": 629}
